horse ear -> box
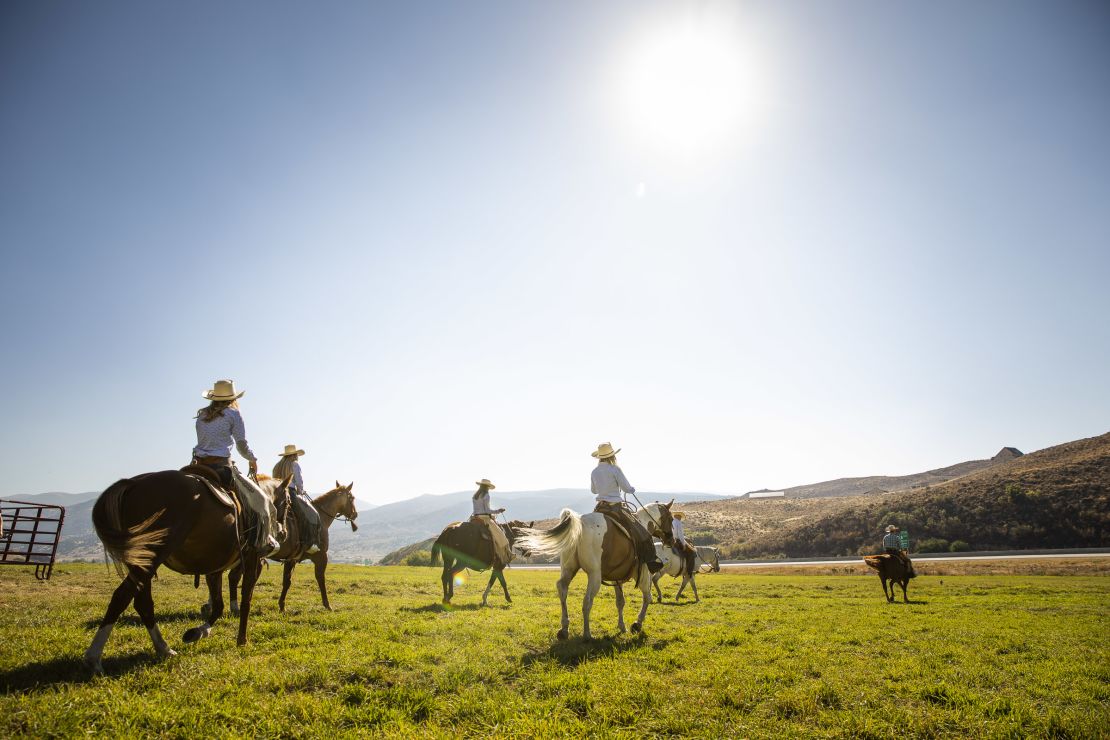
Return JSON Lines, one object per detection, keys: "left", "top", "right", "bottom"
{"left": 336, "top": 480, "right": 342, "bottom": 489}
{"left": 666, "top": 499, "right": 674, "bottom": 509}
{"left": 346, "top": 482, "right": 354, "bottom": 491}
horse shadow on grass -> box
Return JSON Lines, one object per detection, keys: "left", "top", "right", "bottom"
{"left": 0, "top": 651, "right": 164, "bottom": 692}
{"left": 652, "top": 599, "right": 698, "bottom": 608}
{"left": 399, "top": 602, "right": 505, "bottom": 614}
{"left": 80, "top": 608, "right": 204, "bottom": 630}
{"left": 521, "top": 634, "right": 679, "bottom": 669}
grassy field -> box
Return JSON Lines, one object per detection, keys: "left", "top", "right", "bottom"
{"left": 1, "top": 564, "right": 1107, "bottom": 738}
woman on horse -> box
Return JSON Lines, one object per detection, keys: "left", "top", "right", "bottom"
{"left": 273, "top": 444, "right": 321, "bottom": 555}
{"left": 191, "top": 379, "right": 279, "bottom": 553}
{"left": 591, "top": 443, "right": 664, "bottom": 573}
{"left": 470, "top": 479, "right": 513, "bottom": 567}
{"left": 671, "top": 511, "right": 697, "bottom": 575}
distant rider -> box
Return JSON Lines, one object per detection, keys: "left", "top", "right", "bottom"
{"left": 671, "top": 511, "right": 698, "bottom": 576}
{"left": 470, "top": 479, "right": 514, "bottom": 568}
{"left": 883, "top": 524, "right": 913, "bottom": 571}
{"left": 591, "top": 443, "right": 665, "bottom": 573}
{"left": 273, "top": 444, "right": 321, "bottom": 555}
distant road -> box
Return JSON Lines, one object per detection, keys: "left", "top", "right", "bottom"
{"left": 508, "top": 548, "right": 1110, "bottom": 571}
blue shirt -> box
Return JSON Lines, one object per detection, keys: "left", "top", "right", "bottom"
{"left": 193, "top": 407, "right": 257, "bottom": 461}
{"left": 591, "top": 463, "right": 635, "bottom": 504}
{"left": 290, "top": 461, "right": 304, "bottom": 492}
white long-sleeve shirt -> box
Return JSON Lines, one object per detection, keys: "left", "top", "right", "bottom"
{"left": 591, "top": 463, "right": 635, "bottom": 504}
{"left": 672, "top": 518, "right": 687, "bottom": 547}
{"left": 472, "top": 490, "right": 494, "bottom": 516}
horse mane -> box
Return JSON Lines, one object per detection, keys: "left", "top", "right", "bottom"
{"left": 311, "top": 486, "right": 347, "bottom": 507}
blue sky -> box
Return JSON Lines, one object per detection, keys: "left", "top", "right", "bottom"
{"left": 2, "top": 1, "right": 1108, "bottom": 503}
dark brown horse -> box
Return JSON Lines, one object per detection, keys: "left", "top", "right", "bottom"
{"left": 864, "top": 553, "right": 916, "bottom": 602}
{"left": 85, "top": 470, "right": 291, "bottom": 674}
{"left": 430, "top": 519, "right": 532, "bottom": 605}
{"left": 220, "top": 482, "right": 358, "bottom": 614}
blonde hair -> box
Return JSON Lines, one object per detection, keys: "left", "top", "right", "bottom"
{"left": 273, "top": 454, "right": 299, "bottom": 487}
{"left": 600, "top": 455, "right": 617, "bottom": 465}
{"left": 196, "top": 399, "right": 239, "bottom": 423}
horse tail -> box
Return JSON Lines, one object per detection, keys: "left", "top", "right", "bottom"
{"left": 92, "top": 478, "right": 169, "bottom": 571}
{"left": 862, "top": 555, "right": 883, "bottom": 572}
{"left": 517, "top": 509, "right": 582, "bottom": 561}
{"left": 430, "top": 540, "right": 442, "bottom": 566}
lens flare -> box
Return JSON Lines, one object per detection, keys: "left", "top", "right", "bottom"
{"left": 453, "top": 570, "right": 469, "bottom": 588}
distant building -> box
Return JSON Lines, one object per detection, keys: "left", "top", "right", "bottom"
{"left": 748, "top": 490, "right": 786, "bottom": 499}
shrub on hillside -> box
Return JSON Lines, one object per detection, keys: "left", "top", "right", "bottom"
{"left": 949, "top": 540, "right": 971, "bottom": 552}
{"left": 404, "top": 551, "right": 434, "bottom": 567}
{"left": 916, "top": 537, "right": 950, "bottom": 553}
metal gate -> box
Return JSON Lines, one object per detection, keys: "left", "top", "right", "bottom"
{"left": 0, "top": 500, "right": 66, "bottom": 580}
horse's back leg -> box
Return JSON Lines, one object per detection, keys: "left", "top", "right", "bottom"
{"left": 676, "top": 574, "right": 687, "bottom": 600}
{"left": 481, "top": 570, "right": 497, "bottom": 606}
{"left": 132, "top": 571, "right": 175, "bottom": 658}
{"left": 84, "top": 569, "right": 146, "bottom": 673}
{"left": 900, "top": 578, "right": 909, "bottom": 603}
{"left": 614, "top": 583, "right": 627, "bottom": 633}
{"left": 689, "top": 574, "right": 699, "bottom": 603}
{"left": 440, "top": 557, "right": 456, "bottom": 604}
{"left": 228, "top": 565, "right": 242, "bottom": 616}
{"left": 555, "top": 558, "right": 579, "bottom": 641}
{"left": 312, "top": 553, "right": 331, "bottom": 610}
{"left": 581, "top": 568, "right": 603, "bottom": 641}
{"left": 497, "top": 569, "right": 511, "bottom": 603}
{"left": 185, "top": 572, "right": 224, "bottom": 643}
{"left": 278, "top": 560, "right": 296, "bottom": 613}
{"left": 652, "top": 572, "right": 664, "bottom": 602}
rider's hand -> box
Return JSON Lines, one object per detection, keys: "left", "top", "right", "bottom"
{"left": 248, "top": 460, "right": 258, "bottom": 475}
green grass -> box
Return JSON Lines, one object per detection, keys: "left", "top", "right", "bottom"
{"left": 1, "top": 564, "right": 1107, "bottom": 738}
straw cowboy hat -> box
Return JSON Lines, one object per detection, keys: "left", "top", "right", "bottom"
{"left": 672, "top": 512, "right": 686, "bottom": 520}
{"left": 885, "top": 525, "right": 898, "bottom": 532}
{"left": 203, "top": 379, "right": 244, "bottom": 401}
{"left": 279, "top": 444, "right": 305, "bottom": 458}
{"left": 591, "top": 442, "right": 621, "bottom": 458}
{"left": 475, "top": 479, "right": 496, "bottom": 490}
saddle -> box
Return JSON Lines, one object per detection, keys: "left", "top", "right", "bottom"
{"left": 597, "top": 511, "right": 639, "bottom": 584}
{"left": 180, "top": 465, "right": 238, "bottom": 511}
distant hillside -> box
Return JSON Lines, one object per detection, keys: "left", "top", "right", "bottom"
{"left": 732, "top": 432, "right": 1110, "bottom": 558}
{"left": 780, "top": 447, "right": 1023, "bottom": 498}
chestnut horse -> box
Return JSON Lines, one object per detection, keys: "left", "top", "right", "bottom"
{"left": 430, "top": 519, "right": 533, "bottom": 606}
{"left": 85, "top": 470, "right": 291, "bottom": 674}
{"left": 219, "top": 482, "right": 358, "bottom": 614}
{"left": 864, "top": 553, "right": 916, "bottom": 602}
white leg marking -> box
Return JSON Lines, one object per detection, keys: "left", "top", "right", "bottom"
{"left": 147, "top": 625, "right": 177, "bottom": 657}
{"left": 84, "top": 624, "right": 114, "bottom": 673}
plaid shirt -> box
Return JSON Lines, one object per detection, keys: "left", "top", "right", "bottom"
{"left": 883, "top": 532, "right": 901, "bottom": 549}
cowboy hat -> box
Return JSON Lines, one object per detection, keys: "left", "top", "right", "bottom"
{"left": 475, "top": 479, "right": 496, "bottom": 490}
{"left": 591, "top": 442, "right": 621, "bottom": 458}
{"left": 202, "top": 379, "right": 244, "bottom": 401}
{"left": 672, "top": 512, "right": 686, "bottom": 520}
{"left": 885, "top": 525, "right": 898, "bottom": 532}
{"left": 279, "top": 444, "right": 305, "bottom": 458}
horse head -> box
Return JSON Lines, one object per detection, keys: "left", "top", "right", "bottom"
{"left": 332, "top": 480, "right": 358, "bottom": 532}
{"left": 641, "top": 502, "right": 675, "bottom": 546}
{"left": 505, "top": 520, "right": 535, "bottom": 556}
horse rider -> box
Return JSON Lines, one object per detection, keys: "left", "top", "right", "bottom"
{"left": 671, "top": 511, "right": 698, "bottom": 576}
{"left": 470, "top": 479, "right": 514, "bottom": 567}
{"left": 591, "top": 443, "right": 665, "bottom": 573}
{"left": 192, "top": 379, "right": 280, "bottom": 553}
{"left": 273, "top": 444, "right": 321, "bottom": 555}
{"left": 883, "top": 524, "right": 912, "bottom": 569}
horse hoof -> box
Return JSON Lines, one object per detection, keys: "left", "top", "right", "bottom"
{"left": 556, "top": 628, "right": 569, "bottom": 641}
{"left": 158, "top": 648, "right": 178, "bottom": 659}
{"left": 617, "top": 625, "right": 627, "bottom": 634}
{"left": 631, "top": 623, "right": 642, "bottom": 634}
{"left": 182, "top": 625, "right": 211, "bottom": 644}
{"left": 229, "top": 605, "right": 240, "bottom": 617}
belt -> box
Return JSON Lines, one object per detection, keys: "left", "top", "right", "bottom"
{"left": 194, "top": 455, "right": 231, "bottom": 466}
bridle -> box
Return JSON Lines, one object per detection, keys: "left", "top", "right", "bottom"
{"left": 629, "top": 492, "right": 673, "bottom": 544}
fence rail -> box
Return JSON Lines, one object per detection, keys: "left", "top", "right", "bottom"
{"left": 0, "top": 499, "right": 66, "bottom": 580}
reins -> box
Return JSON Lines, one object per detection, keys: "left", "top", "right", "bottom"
{"left": 628, "top": 491, "right": 668, "bottom": 539}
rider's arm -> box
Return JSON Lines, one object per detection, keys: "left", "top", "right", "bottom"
{"left": 613, "top": 466, "right": 635, "bottom": 495}
{"left": 292, "top": 461, "right": 304, "bottom": 492}
{"left": 229, "top": 409, "right": 258, "bottom": 466}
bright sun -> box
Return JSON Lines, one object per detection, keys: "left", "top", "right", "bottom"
{"left": 612, "top": 20, "right": 765, "bottom": 161}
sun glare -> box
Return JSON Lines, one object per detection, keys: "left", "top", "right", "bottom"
{"left": 612, "top": 19, "right": 766, "bottom": 161}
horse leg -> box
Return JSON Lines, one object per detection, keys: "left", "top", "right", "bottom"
{"left": 84, "top": 570, "right": 145, "bottom": 674}
{"left": 652, "top": 572, "right": 664, "bottom": 602}
{"left": 132, "top": 573, "right": 175, "bottom": 659}
{"left": 690, "top": 574, "right": 699, "bottom": 603}
{"left": 882, "top": 576, "right": 893, "bottom": 602}
{"left": 278, "top": 560, "right": 296, "bottom": 613}
{"left": 900, "top": 578, "right": 909, "bottom": 603}
{"left": 228, "top": 565, "right": 242, "bottom": 616}
{"left": 555, "top": 561, "right": 577, "bottom": 641}
{"left": 581, "top": 570, "right": 602, "bottom": 641}
{"left": 312, "top": 553, "right": 331, "bottom": 610}
{"left": 631, "top": 565, "right": 651, "bottom": 634}
{"left": 184, "top": 572, "right": 223, "bottom": 643}
{"left": 440, "top": 558, "right": 453, "bottom": 604}
{"left": 614, "top": 583, "right": 627, "bottom": 633}
{"left": 237, "top": 556, "right": 262, "bottom": 646}
{"left": 481, "top": 571, "right": 496, "bottom": 607}
{"left": 676, "top": 575, "right": 687, "bottom": 600}
{"left": 497, "top": 568, "right": 511, "bottom": 603}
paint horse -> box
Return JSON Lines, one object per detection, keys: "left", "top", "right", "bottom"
{"left": 213, "top": 481, "right": 358, "bottom": 616}
{"left": 652, "top": 543, "right": 720, "bottom": 603}
{"left": 519, "top": 501, "right": 674, "bottom": 640}
{"left": 430, "top": 519, "right": 532, "bottom": 606}
{"left": 85, "top": 470, "right": 291, "bottom": 674}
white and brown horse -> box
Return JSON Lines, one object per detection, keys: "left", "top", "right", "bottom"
{"left": 652, "top": 543, "right": 720, "bottom": 603}
{"left": 519, "top": 501, "right": 674, "bottom": 640}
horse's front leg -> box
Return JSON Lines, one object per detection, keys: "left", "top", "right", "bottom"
{"left": 278, "top": 560, "right": 296, "bottom": 613}
{"left": 185, "top": 572, "right": 224, "bottom": 643}
{"left": 690, "top": 574, "right": 699, "bottom": 603}
{"left": 237, "top": 556, "right": 262, "bottom": 646}
{"left": 440, "top": 560, "right": 452, "bottom": 604}
{"left": 676, "top": 575, "right": 688, "bottom": 600}
{"left": 481, "top": 571, "right": 496, "bottom": 606}
{"left": 312, "top": 553, "right": 331, "bottom": 610}
{"left": 614, "top": 583, "right": 627, "bottom": 633}
{"left": 632, "top": 565, "right": 651, "bottom": 634}
{"left": 85, "top": 569, "right": 144, "bottom": 674}
{"left": 652, "top": 572, "right": 664, "bottom": 602}
{"left": 900, "top": 579, "right": 909, "bottom": 603}
{"left": 497, "top": 569, "right": 511, "bottom": 603}
{"left": 132, "top": 573, "right": 175, "bottom": 659}
{"left": 228, "top": 565, "right": 242, "bottom": 616}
